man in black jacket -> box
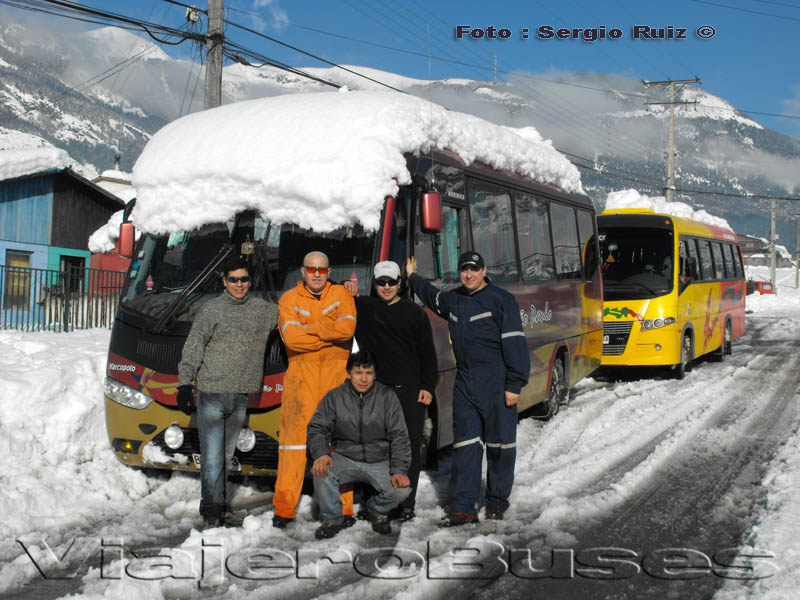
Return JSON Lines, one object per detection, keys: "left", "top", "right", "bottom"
{"left": 307, "top": 351, "right": 411, "bottom": 539}
{"left": 344, "top": 260, "right": 437, "bottom": 522}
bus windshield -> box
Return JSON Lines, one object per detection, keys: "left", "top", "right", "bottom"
{"left": 599, "top": 227, "right": 674, "bottom": 300}
{"left": 120, "top": 213, "right": 375, "bottom": 329}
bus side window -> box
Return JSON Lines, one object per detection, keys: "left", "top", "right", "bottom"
{"left": 734, "top": 245, "right": 745, "bottom": 278}
{"left": 414, "top": 230, "right": 437, "bottom": 280}
{"left": 722, "top": 243, "right": 736, "bottom": 279}
{"left": 467, "top": 179, "right": 519, "bottom": 282}
{"left": 697, "top": 239, "right": 714, "bottom": 281}
{"left": 549, "top": 202, "right": 582, "bottom": 280}
{"left": 679, "top": 239, "right": 701, "bottom": 292}
{"left": 514, "top": 192, "right": 555, "bottom": 282}
{"left": 711, "top": 242, "right": 725, "bottom": 280}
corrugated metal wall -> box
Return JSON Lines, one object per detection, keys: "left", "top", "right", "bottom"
{"left": 0, "top": 175, "right": 53, "bottom": 245}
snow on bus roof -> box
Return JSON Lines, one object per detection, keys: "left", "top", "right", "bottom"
{"left": 131, "top": 90, "right": 583, "bottom": 234}
{"left": 604, "top": 188, "right": 733, "bottom": 231}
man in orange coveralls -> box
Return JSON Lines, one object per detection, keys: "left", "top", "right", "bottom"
{"left": 273, "top": 251, "right": 357, "bottom": 528}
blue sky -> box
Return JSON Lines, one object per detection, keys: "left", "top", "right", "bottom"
{"left": 7, "top": 0, "right": 800, "bottom": 137}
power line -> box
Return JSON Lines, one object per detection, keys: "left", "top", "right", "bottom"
{"left": 344, "top": 0, "right": 653, "bottom": 159}
{"left": 750, "top": 0, "right": 800, "bottom": 9}
{"left": 222, "top": 39, "right": 342, "bottom": 89}
{"left": 1, "top": 0, "right": 204, "bottom": 44}
{"left": 690, "top": 0, "right": 800, "bottom": 22}
{"left": 223, "top": 15, "right": 407, "bottom": 93}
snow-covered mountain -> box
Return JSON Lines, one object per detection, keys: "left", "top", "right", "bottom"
{"left": 2, "top": 16, "right": 799, "bottom": 244}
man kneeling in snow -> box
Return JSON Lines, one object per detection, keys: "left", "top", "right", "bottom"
{"left": 307, "top": 351, "right": 411, "bottom": 539}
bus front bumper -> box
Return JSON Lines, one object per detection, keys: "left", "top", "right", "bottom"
{"left": 104, "top": 395, "right": 281, "bottom": 476}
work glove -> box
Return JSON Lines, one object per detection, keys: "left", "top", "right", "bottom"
{"left": 176, "top": 385, "right": 195, "bottom": 415}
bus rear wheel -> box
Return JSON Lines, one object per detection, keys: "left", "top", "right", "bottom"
{"left": 712, "top": 321, "right": 731, "bottom": 362}
{"left": 724, "top": 322, "right": 733, "bottom": 355}
{"left": 538, "top": 356, "right": 567, "bottom": 420}
{"left": 676, "top": 334, "right": 692, "bottom": 379}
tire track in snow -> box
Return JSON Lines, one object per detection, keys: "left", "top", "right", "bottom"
{"left": 463, "top": 315, "right": 800, "bottom": 600}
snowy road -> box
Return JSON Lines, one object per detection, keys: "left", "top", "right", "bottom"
{"left": 2, "top": 276, "right": 800, "bottom": 599}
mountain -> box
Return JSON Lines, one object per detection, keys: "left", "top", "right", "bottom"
{"left": 1, "top": 16, "right": 798, "bottom": 247}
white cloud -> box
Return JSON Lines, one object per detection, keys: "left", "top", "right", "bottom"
{"left": 780, "top": 85, "right": 800, "bottom": 137}
{"left": 251, "top": 0, "right": 289, "bottom": 32}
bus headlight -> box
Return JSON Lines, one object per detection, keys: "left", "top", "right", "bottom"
{"left": 641, "top": 317, "right": 676, "bottom": 331}
{"left": 164, "top": 424, "right": 184, "bottom": 450}
{"left": 237, "top": 428, "right": 256, "bottom": 453}
{"left": 104, "top": 377, "right": 153, "bottom": 409}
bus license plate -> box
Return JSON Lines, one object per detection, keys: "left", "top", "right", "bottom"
{"left": 603, "top": 335, "right": 609, "bottom": 345}
{"left": 192, "top": 454, "right": 242, "bottom": 471}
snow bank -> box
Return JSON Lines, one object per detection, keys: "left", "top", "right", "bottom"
{"left": 88, "top": 209, "right": 123, "bottom": 253}
{"left": 603, "top": 188, "right": 733, "bottom": 231}
{"left": 0, "top": 146, "right": 72, "bottom": 181}
{"left": 131, "top": 90, "right": 582, "bottom": 234}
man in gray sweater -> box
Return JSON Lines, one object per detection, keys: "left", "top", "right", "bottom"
{"left": 307, "top": 351, "right": 411, "bottom": 539}
{"left": 177, "top": 259, "right": 279, "bottom": 528}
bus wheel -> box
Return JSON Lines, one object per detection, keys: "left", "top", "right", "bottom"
{"left": 676, "top": 334, "right": 692, "bottom": 379}
{"left": 541, "top": 356, "right": 567, "bottom": 421}
{"left": 724, "top": 321, "right": 733, "bottom": 355}
{"left": 712, "top": 321, "right": 731, "bottom": 362}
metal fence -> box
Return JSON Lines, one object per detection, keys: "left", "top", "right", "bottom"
{"left": 0, "top": 265, "right": 126, "bottom": 332}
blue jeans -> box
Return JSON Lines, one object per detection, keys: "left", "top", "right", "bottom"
{"left": 197, "top": 392, "right": 248, "bottom": 519}
{"left": 313, "top": 452, "right": 410, "bottom": 525}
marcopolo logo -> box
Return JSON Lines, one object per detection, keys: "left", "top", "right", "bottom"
{"left": 109, "top": 363, "right": 137, "bottom": 373}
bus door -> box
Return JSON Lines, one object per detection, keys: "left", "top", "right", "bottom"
{"left": 410, "top": 199, "right": 466, "bottom": 449}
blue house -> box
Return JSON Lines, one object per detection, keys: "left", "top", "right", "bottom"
{"left": 1, "top": 152, "right": 125, "bottom": 322}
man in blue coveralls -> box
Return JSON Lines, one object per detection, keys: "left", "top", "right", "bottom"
{"left": 406, "top": 251, "right": 530, "bottom": 526}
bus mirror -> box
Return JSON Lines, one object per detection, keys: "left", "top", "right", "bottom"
{"left": 122, "top": 198, "right": 136, "bottom": 223}
{"left": 420, "top": 192, "right": 442, "bottom": 233}
{"left": 119, "top": 222, "right": 136, "bottom": 258}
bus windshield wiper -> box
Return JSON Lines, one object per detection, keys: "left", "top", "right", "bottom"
{"left": 152, "top": 243, "right": 234, "bottom": 334}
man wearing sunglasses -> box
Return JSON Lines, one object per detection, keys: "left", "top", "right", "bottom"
{"left": 177, "top": 260, "right": 279, "bottom": 529}
{"left": 274, "top": 251, "right": 357, "bottom": 529}
{"left": 406, "top": 251, "right": 530, "bottom": 527}
{"left": 344, "top": 260, "right": 437, "bottom": 522}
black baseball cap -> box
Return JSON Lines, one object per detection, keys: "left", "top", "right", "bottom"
{"left": 458, "top": 251, "right": 485, "bottom": 270}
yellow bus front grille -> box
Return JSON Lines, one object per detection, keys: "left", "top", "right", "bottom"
{"left": 603, "top": 321, "right": 634, "bottom": 356}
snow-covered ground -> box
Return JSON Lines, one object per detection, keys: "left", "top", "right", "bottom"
{"left": 1, "top": 267, "right": 799, "bottom": 599}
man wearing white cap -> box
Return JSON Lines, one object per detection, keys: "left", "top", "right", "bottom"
{"left": 344, "top": 260, "right": 437, "bottom": 522}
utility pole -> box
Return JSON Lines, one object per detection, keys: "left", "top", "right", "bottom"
{"left": 642, "top": 77, "right": 701, "bottom": 202}
{"left": 204, "top": 0, "right": 224, "bottom": 110}
{"left": 770, "top": 199, "right": 777, "bottom": 289}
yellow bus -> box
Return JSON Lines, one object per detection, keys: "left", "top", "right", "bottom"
{"left": 597, "top": 208, "right": 746, "bottom": 378}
